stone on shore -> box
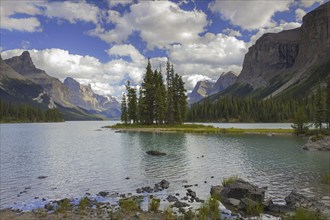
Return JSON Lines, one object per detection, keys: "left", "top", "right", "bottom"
{"left": 304, "top": 135, "right": 330, "bottom": 151}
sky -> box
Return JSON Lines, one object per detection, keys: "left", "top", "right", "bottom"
{"left": 0, "top": 0, "right": 327, "bottom": 99}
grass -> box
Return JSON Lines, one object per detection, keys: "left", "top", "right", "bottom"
{"left": 149, "top": 198, "right": 160, "bottom": 212}
{"left": 321, "top": 172, "right": 330, "bottom": 185}
{"left": 284, "top": 208, "right": 326, "bottom": 220}
{"left": 56, "top": 198, "right": 72, "bottom": 214}
{"left": 107, "top": 123, "right": 294, "bottom": 134}
{"left": 78, "top": 197, "right": 92, "bottom": 210}
{"left": 246, "top": 200, "right": 264, "bottom": 216}
{"left": 222, "top": 175, "right": 239, "bottom": 187}
{"left": 164, "top": 207, "right": 176, "bottom": 220}
{"left": 197, "top": 197, "right": 220, "bottom": 220}
{"left": 119, "top": 198, "right": 141, "bottom": 213}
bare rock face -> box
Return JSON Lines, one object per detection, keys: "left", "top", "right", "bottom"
{"left": 237, "top": 1, "right": 330, "bottom": 96}
{"left": 188, "top": 80, "right": 214, "bottom": 104}
{"left": 210, "top": 71, "right": 237, "bottom": 95}
{"left": 4, "top": 51, "right": 73, "bottom": 108}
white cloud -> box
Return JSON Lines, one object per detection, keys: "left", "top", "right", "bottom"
{"left": 43, "top": 1, "right": 100, "bottom": 24}
{"left": 250, "top": 21, "right": 301, "bottom": 44}
{"left": 299, "top": 0, "right": 324, "bottom": 7}
{"left": 89, "top": 1, "right": 208, "bottom": 49}
{"left": 223, "top": 28, "right": 242, "bottom": 37}
{"left": 0, "top": 1, "right": 42, "bottom": 32}
{"left": 108, "top": 0, "right": 134, "bottom": 7}
{"left": 182, "top": 74, "right": 213, "bottom": 92}
{"left": 107, "top": 44, "right": 145, "bottom": 63}
{"left": 208, "top": 0, "right": 293, "bottom": 30}
{"left": 295, "top": 8, "right": 306, "bottom": 21}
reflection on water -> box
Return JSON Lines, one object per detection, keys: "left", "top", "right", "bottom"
{"left": 0, "top": 121, "right": 329, "bottom": 209}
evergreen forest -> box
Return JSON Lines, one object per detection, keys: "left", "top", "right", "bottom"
{"left": 0, "top": 100, "right": 64, "bottom": 123}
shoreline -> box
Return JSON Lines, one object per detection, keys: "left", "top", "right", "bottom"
{"left": 105, "top": 124, "right": 294, "bottom": 136}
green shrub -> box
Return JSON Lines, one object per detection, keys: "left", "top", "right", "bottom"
{"left": 321, "top": 172, "right": 330, "bottom": 185}
{"left": 197, "top": 197, "right": 220, "bottom": 220}
{"left": 149, "top": 198, "right": 160, "bottom": 212}
{"left": 222, "top": 176, "right": 239, "bottom": 187}
{"left": 164, "top": 207, "right": 176, "bottom": 220}
{"left": 184, "top": 209, "right": 196, "bottom": 220}
{"left": 79, "top": 197, "right": 92, "bottom": 210}
{"left": 56, "top": 198, "right": 72, "bottom": 213}
{"left": 119, "top": 198, "right": 140, "bottom": 213}
{"left": 246, "top": 200, "right": 264, "bottom": 216}
{"left": 284, "top": 208, "right": 326, "bottom": 220}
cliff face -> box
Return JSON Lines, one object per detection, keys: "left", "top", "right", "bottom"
{"left": 64, "top": 77, "right": 120, "bottom": 118}
{"left": 4, "top": 51, "right": 74, "bottom": 108}
{"left": 236, "top": 1, "right": 330, "bottom": 98}
{"left": 210, "top": 71, "right": 237, "bottom": 95}
{"left": 188, "top": 80, "right": 214, "bottom": 104}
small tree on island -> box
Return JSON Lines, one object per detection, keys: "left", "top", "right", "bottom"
{"left": 120, "top": 93, "right": 128, "bottom": 124}
{"left": 314, "top": 83, "right": 327, "bottom": 130}
{"left": 291, "top": 107, "right": 310, "bottom": 135}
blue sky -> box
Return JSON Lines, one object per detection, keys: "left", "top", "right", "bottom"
{"left": 0, "top": 0, "right": 326, "bottom": 98}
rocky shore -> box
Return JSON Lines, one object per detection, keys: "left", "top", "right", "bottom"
{"left": 1, "top": 178, "right": 329, "bottom": 220}
{"left": 303, "top": 135, "right": 330, "bottom": 151}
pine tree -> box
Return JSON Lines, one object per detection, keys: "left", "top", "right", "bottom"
{"left": 154, "top": 69, "right": 166, "bottom": 124}
{"left": 314, "top": 83, "right": 326, "bottom": 130}
{"left": 126, "top": 81, "right": 137, "bottom": 124}
{"left": 291, "top": 107, "right": 310, "bottom": 135}
{"left": 165, "top": 61, "right": 174, "bottom": 124}
{"left": 141, "top": 59, "right": 155, "bottom": 124}
{"left": 121, "top": 93, "right": 128, "bottom": 124}
{"left": 327, "top": 77, "right": 330, "bottom": 129}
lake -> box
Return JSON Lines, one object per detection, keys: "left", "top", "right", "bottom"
{"left": 0, "top": 121, "right": 329, "bottom": 211}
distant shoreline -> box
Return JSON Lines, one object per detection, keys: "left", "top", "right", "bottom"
{"left": 105, "top": 124, "right": 294, "bottom": 135}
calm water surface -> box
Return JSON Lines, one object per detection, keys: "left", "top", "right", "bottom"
{"left": 0, "top": 121, "right": 329, "bottom": 210}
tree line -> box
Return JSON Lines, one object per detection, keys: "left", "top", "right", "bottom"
{"left": 187, "top": 78, "right": 330, "bottom": 131}
{"left": 0, "top": 100, "right": 64, "bottom": 123}
{"left": 121, "top": 59, "right": 187, "bottom": 125}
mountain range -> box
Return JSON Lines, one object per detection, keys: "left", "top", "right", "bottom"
{"left": 0, "top": 51, "right": 120, "bottom": 120}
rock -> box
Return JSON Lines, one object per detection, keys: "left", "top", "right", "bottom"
{"left": 175, "top": 193, "right": 180, "bottom": 196}
{"left": 25, "top": 187, "right": 31, "bottom": 190}
{"left": 186, "top": 189, "right": 196, "bottom": 198}
{"left": 182, "top": 196, "right": 189, "bottom": 200}
{"left": 210, "top": 185, "right": 224, "bottom": 198}
{"left": 211, "top": 176, "right": 214, "bottom": 178}
{"left": 219, "top": 179, "right": 266, "bottom": 202}
{"left": 183, "top": 184, "right": 193, "bottom": 188}
{"left": 141, "top": 186, "right": 153, "bottom": 193}
{"left": 45, "top": 202, "right": 59, "bottom": 211}
{"left": 304, "top": 136, "right": 330, "bottom": 151}
{"left": 194, "top": 184, "right": 198, "bottom": 186}
{"left": 228, "top": 198, "right": 241, "bottom": 207}
{"left": 172, "top": 201, "right": 189, "bottom": 209}
{"left": 239, "top": 198, "right": 258, "bottom": 211}
{"left": 159, "top": 179, "right": 170, "bottom": 189}
{"left": 125, "top": 177, "right": 130, "bottom": 180}
{"left": 38, "top": 176, "right": 48, "bottom": 179}
{"left": 136, "top": 188, "right": 142, "bottom": 194}
{"left": 167, "top": 195, "right": 178, "bottom": 202}
{"left": 98, "top": 191, "right": 109, "bottom": 197}
{"left": 146, "top": 150, "right": 166, "bottom": 156}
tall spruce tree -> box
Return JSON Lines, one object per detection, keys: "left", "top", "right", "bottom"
{"left": 141, "top": 59, "right": 155, "bottom": 124}
{"left": 327, "top": 77, "right": 330, "bottom": 129}
{"left": 314, "top": 83, "right": 326, "bottom": 130}
{"left": 126, "top": 81, "right": 137, "bottom": 124}
{"left": 121, "top": 93, "right": 128, "bottom": 124}
{"left": 154, "top": 69, "right": 166, "bottom": 124}
{"left": 165, "top": 61, "right": 174, "bottom": 124}
{"left": 291, "top": 107, "right": 309, "bottom": 135}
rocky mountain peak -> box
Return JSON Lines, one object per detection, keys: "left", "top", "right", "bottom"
{"left": 209, "top": 71, "right": 237, "bottom": 95}
{"left": 64, "top": 77, "right": 80, "bottom": 92}
{"left": 4, "top": 51, "right": 38, "bottom": 75}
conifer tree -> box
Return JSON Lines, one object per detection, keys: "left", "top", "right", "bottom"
{"left": 126, "top": 81, "right": 137, "bottom": 124}
{"left": 154, "top": 69, "right": 166, "bottom": 124}
{"left": 120, "top": 93, "right": 128, "bottom": 124}
{"left": 141, "top": 59, "right": 155, "bottom": 124}
{"left": 291, "top": 107, "right": 309, "bottom": 135}
{"left": 327, "top": 77, "right": 330, "bottom": 129}
{"left": 314, "top": 83, "right": 326, "bottom": 130}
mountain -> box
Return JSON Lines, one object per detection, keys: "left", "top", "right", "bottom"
{"left": 1, "top": 51, "right": 120, "bottom": 120}
{"left": 216, "top": 1, "right": 330, "bottom": 99}
{"left": 188, "top": 71, "right": 238, "bottom": 104}
{"left": 209, "top": 71, "right": 237, "bottom": 95}
{"left": 0, "top": 54, "right": 50, "bottom": 106}
{"left": 188, "top": 80, "right": 214, "bottom": 104}
{"left": 63, "top": 77, "right": 120, "bottom": 118}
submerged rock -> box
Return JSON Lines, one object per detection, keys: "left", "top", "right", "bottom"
{"left": 172, "top": 201, "right": 189, "bottom": 209}
{"left": 146, "top": 150, "right": 166, "bottom": 156}
{"left": 167, "top": 195, "right": 178, "bottom": 202}
{"left": 98, "top": 191, "right": 109, "bottom": 197}
{"left": 37, "top": 176, "right": 48, "bottom": 179}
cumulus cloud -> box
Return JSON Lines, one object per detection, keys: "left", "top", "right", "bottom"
{"left": 108, "top": 0, "right": 135, "bottom": 7}
{"left": 42, "top": 1, "right": 100, "bottom": 24}
{"left": 89, "top": 1, "right": 208, "bottom": 49}
{"left": 222, "top": 28, "right": 242, "bottom": 37}
{"left": 182, "top": 74, "right": 213, "bottom": 92}
{"left": 107, "top": 44, "right": 145, "bottom": 63}
{"left": 249, "top": 21, "right": 301, "bottom": 44}
{"left": 0, "top": 1, "right": 43, "bottom": 32}
{"left": 299, "top": 0, "right": 324, "bottom": 7}
{"left": 208, "top": 0, "right": 293, "bottom": 30}
{"left": 295, "top": 8, "right": 306, "bottom": 21}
